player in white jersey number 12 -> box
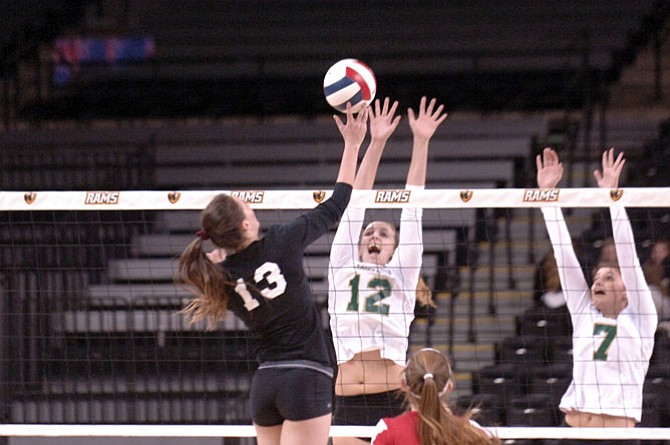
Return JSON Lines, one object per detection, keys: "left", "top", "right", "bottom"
{"left": 329, "top": 96, "right": 447, "bottom": 445}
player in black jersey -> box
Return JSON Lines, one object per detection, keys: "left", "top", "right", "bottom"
{"left": 175, "top": 103, "right": 368, "bottom": 445}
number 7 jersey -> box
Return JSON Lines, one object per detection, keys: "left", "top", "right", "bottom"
{"left": 328, "top": 202, "right": 423, "bottom": 366}
{"left": 541, "top": 204, "right": 656, "bottom": 422}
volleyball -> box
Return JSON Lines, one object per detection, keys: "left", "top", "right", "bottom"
{"left": 323, "top": 58, "right": 376, "bottom": 113}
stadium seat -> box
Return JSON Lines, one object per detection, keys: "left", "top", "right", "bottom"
{"left": 496, "top": 336, "right": 551, "bottom": 390}
{"left": 455, "top": 393, "right": 504, "bottom": 427}
{"left": 528, "top": 362, "right": 572, "bottom": 379}
{"left": 502, "top": 441, "right": 543, "bottom": 445}
{"left": 650, "top": 334, "right": 670, "bottom": 365}
{"left": 644, "top": 374, "right": 670, "bottom": 427}
{"left": 516, "top": 306, "right": 572, "bottom": 338}
{"left": 528, "top": 363, "right": 572, "bottom": 407}
{"left": 548, "top": 336, "right": 574, "bottom": 365}
{"left": 640, "top": 392, "right": 664, "bottom": 427}
{"left": 507, "top": 394, "right": 558, "bottom": 426}
{"left": 498, "top": 336, "right": 551, "bottom": 365}
{"left": 472, "top": 363, "right": 524, "bottom": 406}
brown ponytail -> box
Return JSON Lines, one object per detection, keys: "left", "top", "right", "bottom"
{"left": 403, "top": 349, "right": 499, "bottom": 445}
{"left": 174, "top": 194, "right": 248, "bottom": 330}
{"left": 416, "top": 276, "right": 436, "bottom": 308}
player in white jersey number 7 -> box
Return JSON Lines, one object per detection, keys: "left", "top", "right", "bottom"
{"left": 537, "top": 147, "right": 656, "bottom": 444}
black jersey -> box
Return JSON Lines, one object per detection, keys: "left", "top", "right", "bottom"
{"left": 223, "top": 182, "right": 352, "bottom": 368}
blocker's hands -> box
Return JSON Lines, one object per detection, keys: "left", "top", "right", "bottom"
{"left": 594, "top": 147, "right": 625, "bottom": 189}
{"left": 334, "top": 102, "right": 369, "bottom": 149}
{"left": 536, "top": 147, "right": 564, "bottom": 189}
{"left": 368, "top": 97, "right": 401, "bottom": 143}
{"left": 408, "top": 96, "right": 448, "bottom": 142}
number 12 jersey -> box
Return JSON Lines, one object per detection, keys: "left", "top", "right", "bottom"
{"left": 328, "top": 199, "right": 423, "bottom": 366}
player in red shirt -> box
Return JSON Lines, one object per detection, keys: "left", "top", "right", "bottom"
{"left": 371, "top": 348, "right": 499, "bottom": 445}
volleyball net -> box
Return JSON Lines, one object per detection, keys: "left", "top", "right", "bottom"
{"left": 1, "top": 187, "right": 669, "bottom": 444}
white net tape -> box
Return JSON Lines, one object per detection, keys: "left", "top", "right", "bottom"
{"left": 0, "top": 424, "right": 669, "bottom": 440}
{"left": 1, "top": 187, "right": 668, "bottom": 211}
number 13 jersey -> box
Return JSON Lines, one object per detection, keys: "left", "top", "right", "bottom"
{"left": 223, "top": 183, "right": 351, "bottom": 368}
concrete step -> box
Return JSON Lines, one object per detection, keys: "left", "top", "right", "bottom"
{"left": 457, "top": 264, "right": 536, "bottom": 291}
{"left": 408, "top": 336, "right": 501, "bottom": 398}
{"left": 426, "top": 314, "right": 518, "bottom": 340}
{"left": 445, "top": 288, "right": 534, "bottom": 303}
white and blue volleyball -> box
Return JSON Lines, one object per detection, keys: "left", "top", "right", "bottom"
{"left": 323, "top": 58, "right": 377, "bottom": 113}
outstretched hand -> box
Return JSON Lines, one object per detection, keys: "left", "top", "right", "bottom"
{"left": 594, "top": 147, "right": 625, "bottom": 189}
{"left": 333, "top": 102, "right": 369, "bottom": 149}
{"left": 536, "top": 147, "right": 564, "bottom": 189}
{"left": 369, "top": 97, "right": 401, "bottom": 142}
{"left": 408, "top": 96, "right": 448, "bottom": 141}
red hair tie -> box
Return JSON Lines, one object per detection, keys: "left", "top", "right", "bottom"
{"left": 196, "top": 229, "right": 210, "bottom": 240}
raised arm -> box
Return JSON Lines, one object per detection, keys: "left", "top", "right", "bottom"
{"left": 537, "top": 148, "right": 590, "bottom": 310}
{"left": 597, "top": 148, "right": 656, "bottom": 322}
{"left": 329, "top": 99, "right": 400, "bottom": 268}
{"left": 610, "top": 203, "right": 656, "bottom": 322}
{"left": 536, "top": 146, "right": 564, "bottom": 189}
{"left": 405, "top": 96, "right": 447, "bottom": 187}
{"left": 280, "top": 104, "right": 368, "bottom": 251}
{"left": 390, "top": 97, "right": 447, "bottom": 275}
{"left": 333, "top": 102, "right": 369, "bottom": 186}
{"left": 354, "top": 97, "right": 401, "bottom": 189}
{"left": 593, "top": 147, "right": 625, "bottom": 189}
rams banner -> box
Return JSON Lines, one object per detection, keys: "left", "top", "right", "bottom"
{"left": 0, "top": 188, "right": 669, "bottom": 211}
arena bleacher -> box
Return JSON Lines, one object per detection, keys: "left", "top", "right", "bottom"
{"left": 2, "top": 1, "right": 670, "bottom": 441}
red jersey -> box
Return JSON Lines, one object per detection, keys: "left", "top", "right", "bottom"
{"left": 371, "top": 411, "right": 491, "bottom": 445}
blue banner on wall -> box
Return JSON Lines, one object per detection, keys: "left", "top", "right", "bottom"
{"left": 53, "top": 37, "right": 155, "bottom": 86}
